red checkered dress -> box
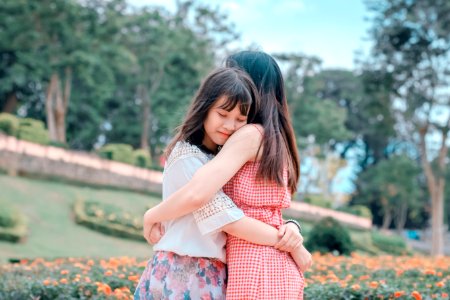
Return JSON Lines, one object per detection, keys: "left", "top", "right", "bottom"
{"left": 223, "top": 162, "right": 304, "bottom": 299}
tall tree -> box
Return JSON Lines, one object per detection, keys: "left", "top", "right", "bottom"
{"left": 367, "top": 0, "right": 450, "bottom": 255}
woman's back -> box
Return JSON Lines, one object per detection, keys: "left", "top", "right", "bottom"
{"left": 223, "top": 161, "right": 304, "bottom": 300}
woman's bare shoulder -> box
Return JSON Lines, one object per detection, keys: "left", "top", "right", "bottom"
{"left": 231, "top": 124, "right": 263, "bottom": 141}
{"left": 221, "top": 124, "right": 263, "bottom": 161}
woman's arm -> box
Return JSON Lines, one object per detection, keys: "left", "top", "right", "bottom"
{"left": 144, "top": 124, "right": 262, "bottom": 224}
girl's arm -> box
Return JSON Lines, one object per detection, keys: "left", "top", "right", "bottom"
{"left": 143, "top": 124, "right": 262, "bottom": 224}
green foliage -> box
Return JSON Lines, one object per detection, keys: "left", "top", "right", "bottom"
{"left": 353, "top": 155, "right": 422, "bottom": 230}
{"left": 0, "top": 113, "right": 19, "bottom": 136}
{"left": 17, "top": 118, "right": 49, "bottom": 145}
{"left": 337, "top": 205, "right": 373, "bottom": 220}
{"left": 0, "top": 200, "right": 27, "bottom": 243}
{"left": 305, "top": 217, "right": 355, "bottom": 255}
{"left": 371, "top": 231, "right": 408, "bottom": 255}
{"left": 97, "top": 143, "right": 134, "bottom": 165}
{"left": 73, "top": 199, "right": 144, "bottom": 242}
{"left": 48, "top": 140, "right": 68, "bottom": 149}
{"left": 0, "top": 257, "right": 136, "bottom": 299}
{"left": 133, "top": 149, "right": 151, "bottom": 168}
{"left": 303, "top": 194, "right": 332, "bottom": 208}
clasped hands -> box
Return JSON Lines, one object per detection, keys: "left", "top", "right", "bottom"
{"left": 143, "top": 214, "right": 312, "bottom": 272}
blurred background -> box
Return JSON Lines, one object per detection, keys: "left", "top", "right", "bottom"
{"left": 1, "top": 0, "right": 449, "bottom": 263}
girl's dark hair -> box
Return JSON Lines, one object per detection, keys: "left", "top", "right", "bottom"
{"left": 166, "top": 67, "right": 259, "bottom": 156}
{"left": 226, "top": 51, "right": 300, "bottom": 193}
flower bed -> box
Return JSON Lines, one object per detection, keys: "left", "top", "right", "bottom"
{"left": 1, "top": 254, "right": 449, "bottom": 299}
{"left": 73, "top": 199, "right": 144, "bottom": 242}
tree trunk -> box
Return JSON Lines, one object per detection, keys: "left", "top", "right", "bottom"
{"left": 3, "top": 92, "right": 18, "bottom": 113}
{"left": 431, "top": 187, "right": 445, "bottom": 256}
{"left": 394, "top": 200, "right": 408, "bottom": 233}
{"left": 46, "top": 73, "right": 58, "bottom": 141}
{"left": 381, "top": 197, "right": 392, "bottom": 230}
{"left": 419, "top": 125, "right": 448, "bottom": 256}
{"left": 45, "top": 69, "right": 71, "bottom": 144}
{"left": 139, "top": 85, "right": 150, "bottom": 150}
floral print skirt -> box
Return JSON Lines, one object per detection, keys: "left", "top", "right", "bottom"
{"left": 134, "top": 251, "right": 227, "bottom": 300}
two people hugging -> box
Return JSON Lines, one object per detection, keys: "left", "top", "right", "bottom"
{"left": 134, "top": 51, "right": 313, "bottom": 300}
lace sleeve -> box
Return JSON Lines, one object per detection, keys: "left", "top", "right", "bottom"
{"left": 193, "top": 189, "right": 244, "bottom": 235}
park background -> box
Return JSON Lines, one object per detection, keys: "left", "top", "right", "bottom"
{"left": 1, "top": 0, "right": 450, "bottom": 299}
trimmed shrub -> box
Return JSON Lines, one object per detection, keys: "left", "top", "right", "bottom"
{"left": 305, "top": 217, "right": 355, "bottom": 255}
{"left": 17, "top": 118, "right": 49, "bottom": 145}
{"left": 0, "top": 200, "right": 27, "bottom": 243}
{"left": 0, "top": 113, "right": 19, "bottom": 136}
{"left": 303, "top": 194, "right": 332, "bottom": 208}
{"left": 133, "top": 149, "right": 152, "bottom": 168}
{"left": 48, "top": 140, "right": 68, "bottom": 149}
{"left": 371, "top": 230, "right": 409, "bottom": 255}
{"left": 73, "top": 199, "right": 144, "bottom": 242}
{"left": 98, "top": 143, "right": 134, "bottom": 165}
{"left": 337, "top": 205, "right": 373, "bottom": 220}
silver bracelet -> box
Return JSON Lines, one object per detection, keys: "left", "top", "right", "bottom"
{"left": 285, "top": 219, "right": 302, "bottom": 234}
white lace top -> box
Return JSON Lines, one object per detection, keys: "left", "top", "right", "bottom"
{"left": 153, "top": 141, "right": 244, "bottom": 262}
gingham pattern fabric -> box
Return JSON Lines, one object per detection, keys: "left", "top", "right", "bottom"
{"left": 223, "top": 162, "right": 305, "bottom": 299}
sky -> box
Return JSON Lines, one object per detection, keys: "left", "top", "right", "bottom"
{"left": 128, "top": 0, "right": 373, "bottom": 70}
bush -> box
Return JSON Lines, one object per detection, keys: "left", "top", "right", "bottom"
{"left": 305, "top": 217, "right": 355, "bottom": 255}
{"left": 48, "top": 140, "right": 68, "bottom": 149}
{"left": 98, "top": 143, "right": 134, "bottom": 165}
{"left": 371, "top": 231, "right": 409, "bottom": 255}
{"left": 17, "top": 118, "right": 49, "bottom": 145}
{"left": 337, "top": 205, "right": 373, "bottom": 220}
{"left": 0, "top": 200, "right": 27, "bottom": 243}
{"left": 0, "top": 113, "right": 19, "bottom": 136}
{"left": 133, "top": 149, "right": 152, "bottom": 168}
{"left": 303, "top": 194, "right": 332, "bottom": 208}
{"left": 73, "top": 199, "right": 144, "bottom": 242}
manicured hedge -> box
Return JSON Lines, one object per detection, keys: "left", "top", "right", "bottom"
{"left": 0, "top": 200, "right": 27, "bottom": 243}
{"left": 73, "top": 199, "right": 144, "bottom": 242}
{"left": 0, "top": 113, "right": 20, "bottom": 136}
{"left": 305, "top": 217, "right": 355, "bottom": 255}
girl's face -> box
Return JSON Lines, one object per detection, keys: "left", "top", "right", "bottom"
{"left": 202, "top": 96, "right": 248, "bottom": 151}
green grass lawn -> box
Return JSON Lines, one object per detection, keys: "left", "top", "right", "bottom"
{"left": 0, "top": 174, "right": 161, "bottom": 263}
{"left": 0, "top": 173, "right": 406, "bottom": 264}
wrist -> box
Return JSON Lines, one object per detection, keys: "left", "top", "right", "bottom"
{"left": 285, "top": 219, "right": 302, "bottom": 234}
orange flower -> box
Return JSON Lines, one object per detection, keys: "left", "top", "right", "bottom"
{"left": 424, "top": 269, "right": 436, "bottom": 275}
{"left": 369, "top": 281, "right": 379, "bottom": 289}
{"left": 43, "top": 279, "right": 51, "bottom": 286}
{"left": 128, "top": 275, "right": 139, "bottom": 281}
{"left": 60, "top": 269, "right": 69, "bottom": 275}
{"left": 97, "top": 283, "right": 112, "bottom": 296}
{"left": 442, "top": 293, "right": 449, "bottom": 298}
{"left": 394, "top": 291, "right": 405, "bottom": 298}
{"left": 436, "top": 281, "right": 445, "bottom": 288}
{"left": 351, "top": 284, "right": 360, "bottom": 291}
{"left": 411, "top": 291, "right": 422, "bottom": 300}
{"left": 104, "top": 270, "right": 113, "bottom": 276}
{"left": 118, "top": 274, "right": 125, "bottom": 279}
{"left": 59, "top": 278, "right": 68, "bottom": 284}
{"left": 359, "top": 275, "right": 370, "bottom": 281}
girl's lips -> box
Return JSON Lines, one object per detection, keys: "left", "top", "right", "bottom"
{"left": 218, "top": 132, "right": 231, "bottom": 137}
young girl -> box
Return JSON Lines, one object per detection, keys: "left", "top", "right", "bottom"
{"left": 134, "top": 67, "right": 304, "bottom": 299}
{"left": 142, "top": 52, "right": 311, "bottom": 299}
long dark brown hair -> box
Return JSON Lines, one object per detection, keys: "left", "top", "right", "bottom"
{"left": 226, "top": 51, "right": 300, "bottom": 193}
{"left": 166, "top": 67, "right": 259, "bottom": 156}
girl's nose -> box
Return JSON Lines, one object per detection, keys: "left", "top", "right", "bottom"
{"left": 223, "top": 119, "right": 236, "bottom": 131}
